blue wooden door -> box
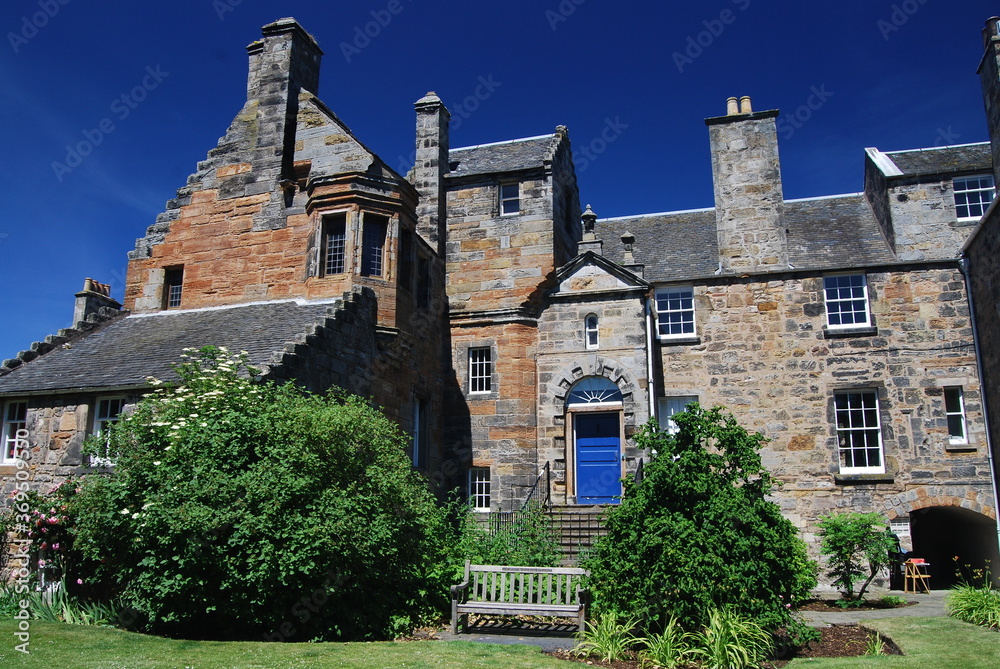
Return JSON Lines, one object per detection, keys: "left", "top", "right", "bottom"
{"left": 575, "top": 412, "right": 622, "bottom": 504}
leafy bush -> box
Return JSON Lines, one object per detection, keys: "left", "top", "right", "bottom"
{"left": 642, "top": 616, "right": 692, "bottom": 668}
{"left": 573, "top": 612, "right": 645, "bottom": 661}
{"left": 817, "top": 512, "right": 894, "bottom": 601}
{"left": 947, "top": 585, "right": 1000, "bottom": 629}
{"left": 686, "top": 608, "right": 774, "bottom": 669}
{"left": 453, "top": 502, "right": 559, "bottom": 569}
{"left": 584, "top": 406, "right": 816, "bottom": 633}
{"left": 69, "top": 347, "right": 450, "bottom": 641}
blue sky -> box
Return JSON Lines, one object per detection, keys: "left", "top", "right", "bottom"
{"left": 1, "top": 0, "right": 997, "bottom": 357}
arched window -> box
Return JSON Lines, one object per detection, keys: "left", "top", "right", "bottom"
{"left": 567, "top": 377, "right": 623, "bottom": 407}
{"left": 585, "top": 314, "right": 599, "bottom": 349}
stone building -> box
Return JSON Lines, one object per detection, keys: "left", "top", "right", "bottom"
{"left": 2, "top": 17, "right": 999, "bottom": 585}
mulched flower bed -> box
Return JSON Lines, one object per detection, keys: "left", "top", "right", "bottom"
{"left": 545, "top": 624, "right": 902, "bottom": 668}
{"left": 797, "top": 598, "right": 917, "bottom": 612}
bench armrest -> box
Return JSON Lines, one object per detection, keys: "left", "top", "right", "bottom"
{"left": 450, "top": 580, "right": 471, "bottom": 601}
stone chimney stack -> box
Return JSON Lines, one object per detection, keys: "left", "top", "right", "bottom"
{"left": 73, "top": 278, "right": 121, "bottom": 327}
{"left": 413, "top": 92, "right": 450, "bottom": 255}
{"left": 978, "top": 17, "right": 1000, "bottom": 186}
{"left": 706, "top": 96, "right": 788, "bottom": 273}
{"left": 246, "top": 18, "right": 322, "bottom": 100}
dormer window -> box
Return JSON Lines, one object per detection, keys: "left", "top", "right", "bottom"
{"left": 500, "top": 183, "right": 519, "bottom": 215}
{"left": 361, "top": 214, "right": 388, "bottom": 277}
{"left": 322, "top": 213, "right": 347, "bottom": 276}
{"left": 954, "top": 174, "right": 995, "bottom": 221}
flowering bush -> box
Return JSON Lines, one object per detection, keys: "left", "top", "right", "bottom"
{"left": 584, "top": 406, "right": 816, "bottom": 634}
{"left": 6, "top": 482, "right": 80, "bottom": 589}
{"left": 71, "top": 346, "right": 450, "bottom": 640}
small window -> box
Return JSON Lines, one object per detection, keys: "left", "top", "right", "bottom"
{"left": 944, "top": 386, "right": 968, "bottom": 445}
{"left": 567, "top": 377, "right": 623, "bottom": 407}
{"left": 655, "top": 287, "right": 695, "bottom": 338}
{"left": 411, "top": 397, "right": 429, "bottom": 468}
{"left": 417, "top": 256, "right": 430, "bottom": 309}
{"left": 954, "top": 175, "right": 995, "bottom": 221}
{"left": 824, "top": 274, "right": 870, "bottom": 329}
{"left": 164, "top": 267, "right": 183, "bottom": 309}
{"left": 470, "top": 467, "right": 491, "bottom": 512}
{"left": 361, "top": 214, "right": 388, "bottom": 277}
{"left": 322, "top": 213, "right": 347, "bottom": 276}
{"left": 1, "top": 400, "right": 27, "bottom": 464}
{"left": 91, "top": 397, "right": 126, "bottom": 466}
{"left": 585, "top": 314, "right": 599, "bottom": 349}
{"left": 658, "top": 396, "right": 698, "bottom": 435}
{"left": 500, "top": 183, "right": 519, "bottom": 215}
{"left": 469, "top": 347, "right": 492, "bottom": 394}
{"left": 399, "top": 229, "right": 414, "bottom": 291}
{"left": 835, "top": 390, "right": 884, "bottom": 474}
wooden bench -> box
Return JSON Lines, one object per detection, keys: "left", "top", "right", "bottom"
{"left": 450, "top": 561, "right": 589, "bottom": 634}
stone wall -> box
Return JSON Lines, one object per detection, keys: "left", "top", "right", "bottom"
{"left": 655, "top": 265, "right": 994, "bottom": 550}
{"left": 965, "top": 206, "right": 1000, "bottom": 506}
{"left": 884, "top": 178, "right": 978, "bottom": 262}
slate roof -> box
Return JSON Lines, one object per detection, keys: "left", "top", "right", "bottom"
{"left": 448, "top": 134, "right": 557, "bottom": 177}
{"left": 884, "top": 143, "right": 991, "bottom": 177}
{"left": 0, "top": 300, "right": 342, "bottom": 395}
{"left": 596, "top": 194, "right": 895, "bottom": 283}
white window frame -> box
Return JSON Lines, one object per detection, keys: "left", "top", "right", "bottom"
{"left": 499, "top": 182, "right": 520, "bottom": 216}
{"left": 469, "top": 466, "right": 491, "bottom": 512}
{"left": 823, "top": 274, "right": 871, "bottom": 329}
{"left": 468, "top": 347, "right": 492, "bottom": 395}
{"left": 834, "top": 390, "right": 885, "bottom": 474}
{"left": 944, "top": 386, "right": 968, "bottom": 445}
{"left": 1, "top": 400, "right": 27, "bottom": 465}
{"left": 91, "top": 397, "right": 126, "bottom": 467}
{"left": 658, "top": 396, "right": 698, "bottom": 435}
{"left": 953, "top": 174, "right": 995, "bottom": 221}
{"left": 585, "top": 314, "right": 599, "bottom": 350}
{"left": 655, "top": 286, "right": 696, "bottom": 339}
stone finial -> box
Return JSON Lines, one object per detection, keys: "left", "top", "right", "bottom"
{"left": 582, "top": 204, "right": 597, "bottom": 236}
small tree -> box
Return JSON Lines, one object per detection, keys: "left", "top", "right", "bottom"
{"left": 818, "top": 512, "right": 894, "bottom": 601}
{"left": 69, "top": 347, "right": 451, "bottom": 641}
{"left": 585, "top": 406, "right": 816, "bottom": 633}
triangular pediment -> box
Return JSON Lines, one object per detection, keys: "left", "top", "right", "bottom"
{"left": 551, "top": 251, "right": 649, "bottom": 296}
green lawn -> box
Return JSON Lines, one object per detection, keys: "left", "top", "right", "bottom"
{"left": 787, "top": 617, "right": 1000, "bottom": 668}
{"left": 0, "top": 616, "right": 996, "bottom": 668}
{"left": 0, "top": 621, "right": 570, "bottom": 668}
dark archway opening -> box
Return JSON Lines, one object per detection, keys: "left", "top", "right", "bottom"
{"left": 909, "top": 506, "right": 999, "bottom": 589}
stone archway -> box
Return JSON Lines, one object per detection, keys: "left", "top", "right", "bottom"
{"left": 882, "top": 489, "right": 998, "bottom": 588}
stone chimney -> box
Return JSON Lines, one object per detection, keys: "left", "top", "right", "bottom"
{"left": 978, "top": 17, "right": 1000, "bottom": 186}
{"left": 242, "top": 18, "right": 323, "bottom": 230}
{"left": 73, "top": 278, "right": 121, "bottom": 327}
{"left": 413, "top": 91, "right": 450, "bottom": 255}
{"left": 706, "top": 96, "right": 788, "bottom": 273}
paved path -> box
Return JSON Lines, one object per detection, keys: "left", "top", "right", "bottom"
{"left": 437, "top": 589, "right": 951, "bottom": 651}
{"left": 798, "top": 588, "right": 948, "bottom": 626}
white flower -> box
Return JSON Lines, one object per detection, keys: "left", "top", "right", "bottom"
{"left": 153, "top": 461, "right": 161, "bottom": 466}
{"left": 120, "top": 509, "right": 130, "bottom": 515}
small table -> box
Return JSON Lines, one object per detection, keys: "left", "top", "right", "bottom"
{"left": 904, "top": 560, "right": 931, "bottom": 593}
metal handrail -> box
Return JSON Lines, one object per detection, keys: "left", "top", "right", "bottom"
{"left": 521, "top": 461, "right": 551, "bottom": 510}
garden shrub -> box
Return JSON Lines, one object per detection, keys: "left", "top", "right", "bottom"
{"left": 69, "top": 346, "right": 450, "bottom": 641}
{"left": 817, "top": 512, "right": 894, "bottom": 601}
{"left": 948, "top": 560, "right": 1000, "bottom": 629}
{"left": 452, "top": 501, "right": 560, "bottom": 569}
{"left": 583, "top": 405, "right": 816, "bottom": 633}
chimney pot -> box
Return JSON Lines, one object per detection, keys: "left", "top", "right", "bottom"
{"left": 739, "top": 96, "right": 752, "bottom": 114}
{"left": 727, "top": 97, "right": 739, "bottom": 115}
{"left": 983, "top": 17, "right": 1000, "bottom": 50}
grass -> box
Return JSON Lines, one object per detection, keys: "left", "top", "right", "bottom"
{"left": 786, "top": 616, "right": 1000, "bottom": 668}
{"left": 0, "top": 621, "right": 570, "bottom": 668}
